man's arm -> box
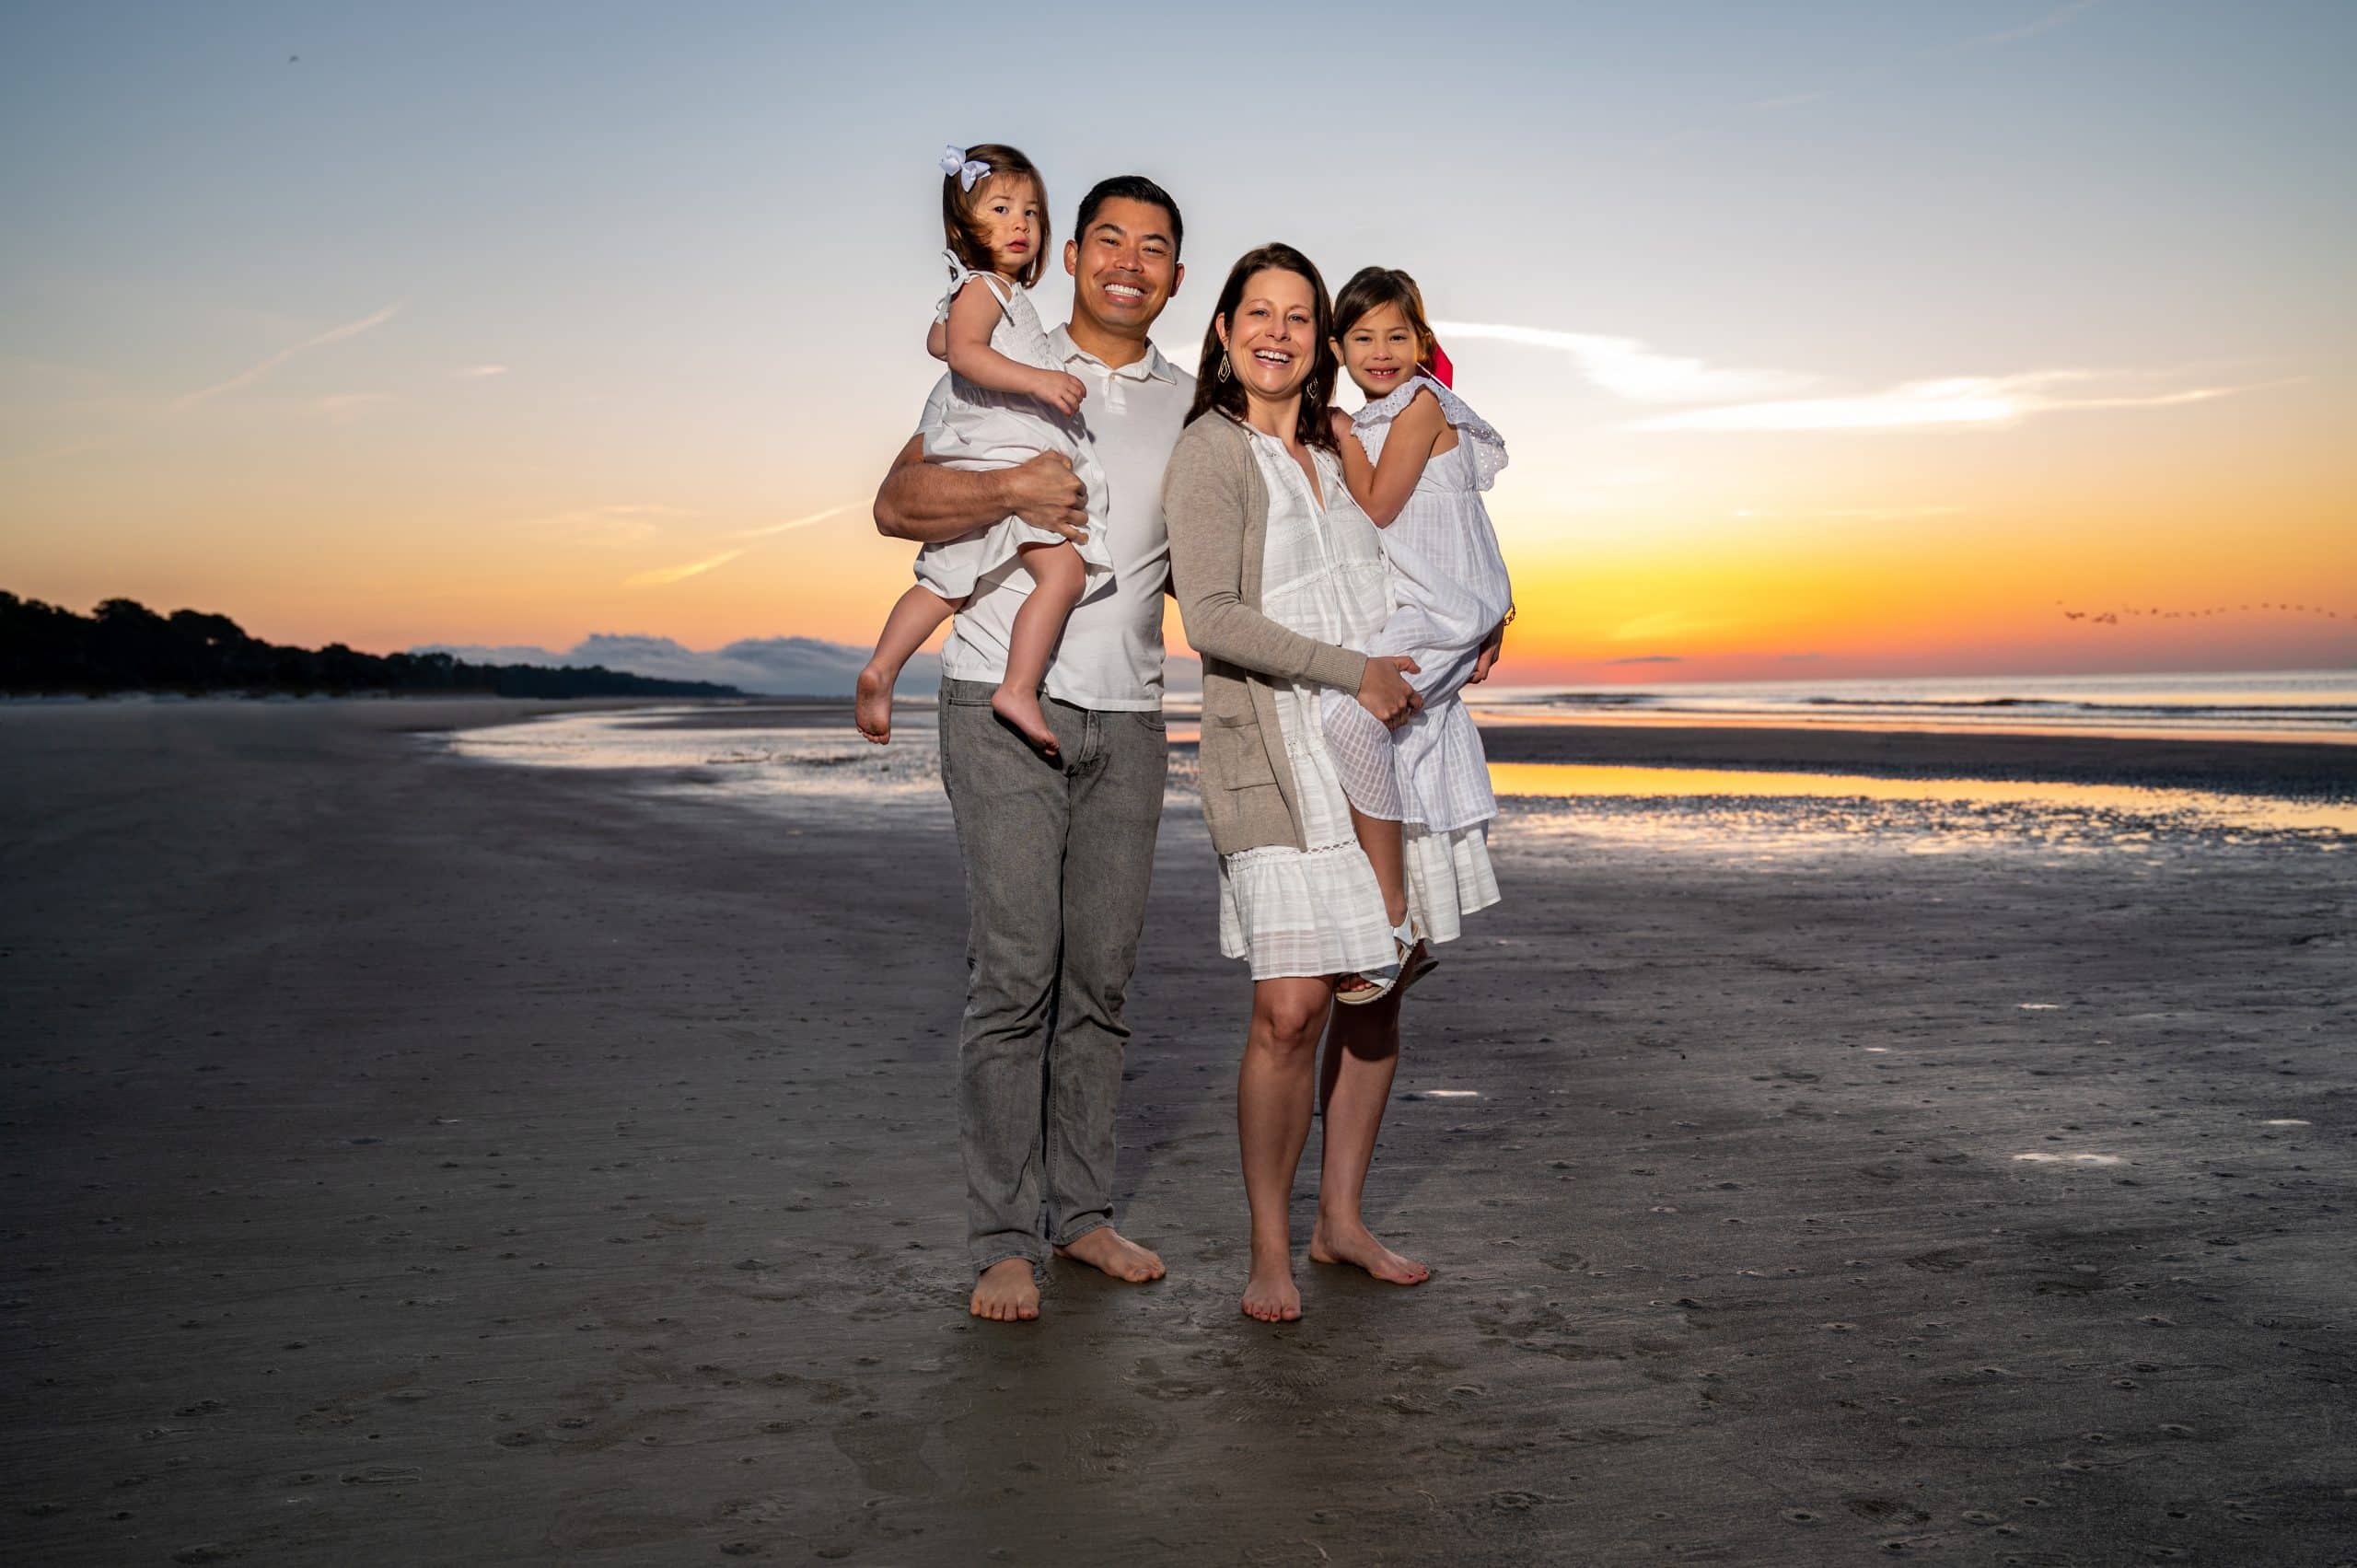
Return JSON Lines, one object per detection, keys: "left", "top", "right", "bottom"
{"left": 872, "top": 441, "right": 1089, "bottom": 545}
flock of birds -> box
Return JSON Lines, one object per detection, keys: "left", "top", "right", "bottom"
{"left": 2060, "top": 602, "right": 2345, "bottom": 625}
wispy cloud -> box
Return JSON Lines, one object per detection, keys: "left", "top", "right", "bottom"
{"left": 0, "top": 436, "right": 110, "bottom": 469}
{"left": 730, "top": 502, "right": 853, "bottom": 541}
{"left": 622, "top": 504, "right": 856, "bottom": 587}
{"left": 625, "top": 549, "right": 745, "bottom": 588}
{"left": 1630, "top": 372, "right": 2288, "bottom": 434}
{"left": 456, "top": 364, "right": 508, "bottom": 378}
{"left": 1730, "top": 2, "right": 2102, "bottom": 121}
{"left": 1432, "top": 320, "right": 1814, "bottom": 402}
{"left": 521, "top": 503, "right": 693, "bottom": 549}
{"left": 175, "top": 301, "right": 402, "bottom": 410}
{"left": 1955, "top": 0, "right": 2101, "bottom": 53}
{"left": 1731, "top": 505, "right": 1967, "bottom": 521}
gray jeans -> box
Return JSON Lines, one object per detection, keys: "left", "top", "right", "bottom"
{"left": 936, "top": 677, "right": 1167, "bottom": 1272}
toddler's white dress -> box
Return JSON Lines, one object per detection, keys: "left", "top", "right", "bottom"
{"left": 915, "top": 252, "right": 1114, "bottom": 601}
{"left": 1320, "top": 372, "right": 1515, "bottom": 837}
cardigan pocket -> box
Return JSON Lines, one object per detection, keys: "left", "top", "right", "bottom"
{"left": 1200, "top": 712, "right": 1279, "bottom": 846}
{"left": 1202, "top": 711, "right": 1277, "bottom": 784}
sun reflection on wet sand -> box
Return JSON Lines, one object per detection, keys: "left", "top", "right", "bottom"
{"left": 1488, "top": 761, "right": 2354, "bottom": 857}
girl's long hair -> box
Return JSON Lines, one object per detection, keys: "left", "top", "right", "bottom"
{"left": 1186, "top": 242, "right": 1338, "bottom": 451}
{"left": 942, "top": 143, "right": 1048, "bottom": 287}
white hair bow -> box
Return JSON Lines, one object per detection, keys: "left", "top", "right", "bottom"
{"left": 938, "top": 144, "right": 992, "bottom": 192}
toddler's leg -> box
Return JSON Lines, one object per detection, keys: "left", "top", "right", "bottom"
{"left": 1348, "top": 806, "right": 1409, "bottom": 930}
{"left": 858, "top": 584, "right": 961, "bottom": 744}
{"left": 1322, "top": 694, "right": 1411, "bottom": 948}
{"left": 993, "top": 540, "right": 1086, "bottom": 757}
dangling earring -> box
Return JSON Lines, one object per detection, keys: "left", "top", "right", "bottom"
{"left": 1216, "top": 351, "right": 1231, "bottom": 384}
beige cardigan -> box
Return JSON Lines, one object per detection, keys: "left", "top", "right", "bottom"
{"left": 1162, "top": 412, "right": 1370, "bottom": 855}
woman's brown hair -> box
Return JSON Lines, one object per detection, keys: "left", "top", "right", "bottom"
{"left": 942, "top": 143, "right": 1048, "bottom": 288}
{"left": 1186, "top": 242, "right": 1338, "bottom": 451}
{"left": 1332, "top": 266, "right": 1438, "bottom": 372}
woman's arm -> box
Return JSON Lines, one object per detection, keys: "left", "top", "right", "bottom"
{"left": 942, "top": 278, "right": 1085, "bottom": 415}
{"left": 1164, "top": 436, "right": 1423, "bottom": 725}
{"left": 1336, "top": 388, "right": 1448, "bottom": 528}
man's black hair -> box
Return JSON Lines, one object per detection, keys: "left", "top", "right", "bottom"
{"left": 1074, "top": 175, "right": 1183, "bottom": 260}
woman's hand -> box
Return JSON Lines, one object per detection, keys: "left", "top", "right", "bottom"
{"left": 1031, "top": 369, "right": 1088, "bottom": 418}
{"left": 1469, "top": 620, "right": 1505, "bottom": 683}
{"left": 1357, "top": 655, "right": 1423, "bottom": 727}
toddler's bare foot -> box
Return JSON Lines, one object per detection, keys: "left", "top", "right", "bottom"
{"left": 1240, "top": 1241, "right": 1302, "bottom": 1322}
{"left": 1054, "top": 1227, "right": 1166, "bottom": 1283}
{"left": 969, "top": 1258, "right": 1039, "bottom": 1322}
{"left": 991, "top": 686, "right": 1060, "bottom": 757}
{"left": 1309, "top": 1218, "right": 1430, "bottom": 1285}
{"left": 854, "top": 663, "right": 894, "bottom": 745}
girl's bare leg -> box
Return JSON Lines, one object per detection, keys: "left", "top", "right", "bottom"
{"left": 1310, "top": 985, "right": 1430, "bottom": 1284}
{"left": 1348, "top": 805, "right": 1409, "bottom": 928}
{"left": 1334, "top": 807, "right": 1411, "bottom": 1002}
{"left": 857, "top": 585, "right": 960, "bottom": 744}
{"left": 1237, "top": 976, "right": 1336, "bottom": 1321}
{"left": 992, "top": 540, "right": 1086, "bottom": 757}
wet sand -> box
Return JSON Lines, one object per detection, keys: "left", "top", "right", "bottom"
{"left": 3, "top": 698, "right": 2353, "bottom": 1565}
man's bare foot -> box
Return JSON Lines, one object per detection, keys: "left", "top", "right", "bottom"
{"left": 990, "top": 687, "right": 1060, "bottom": 757}
{"left": 968, "top": 1258, "right": 1040, "bottom": 1322}
{"left": 1053, "top": 1227, "right": 1167, "bottom": 1283}
{"left": 1240, "top": 1242, "right": 1302, "bottom": 1322}
{"left": 1309, "top": 1217, "right": 1430, "bottom": 1285}
{"left": 854, "top": 662, "right": 894, "bottom": 745}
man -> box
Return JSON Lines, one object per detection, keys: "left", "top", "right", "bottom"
{"left": 872, "top": 177, "right": 1188, "bottom": 1322}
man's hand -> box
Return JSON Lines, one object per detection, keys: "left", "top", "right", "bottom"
{"left": 1357, "top": 655, "right": 1423, "bottom": 728}
{"left": 1031, "top": 369, "right": 1088, "bottom": 418}
{"left": 1469, "top": 620, "right": 1505, "bottom": 684}
{"left": 1003, "top": 451, "right": 1090, "bottom": 544}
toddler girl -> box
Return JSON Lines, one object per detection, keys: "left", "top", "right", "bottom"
{"left": 1323, "top": 267, "right": 1514, "bottom": 1003}
{"left": 855, "top": 143, "right": 1110, "bottom": 756}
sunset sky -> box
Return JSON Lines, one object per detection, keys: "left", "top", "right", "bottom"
{"left": 4, "top": 1, "right": 2351, "bottom": 685}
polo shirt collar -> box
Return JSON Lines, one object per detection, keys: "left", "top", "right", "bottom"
{"left": 1049, "top": 324, "right": 1178, "bottom": 385}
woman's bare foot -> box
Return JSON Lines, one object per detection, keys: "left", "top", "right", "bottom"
{"left": 1309, "top": 1218, "right": 1431, "bottom": 1285}
{"left": 991, "top": 687, "right": 1060, "bottom": 758}
{"left": 969, "top": 1258, "right": 1040, "bottom": 1322}
{"left": 1240, "top": 1242, "right": 1302, "bottom": 1322}
{"left": 854, "top": 662, "right": 894, "bottom": 745}
{"left": 1054, "top": 1227, "right": 1167, "bottom": 1283}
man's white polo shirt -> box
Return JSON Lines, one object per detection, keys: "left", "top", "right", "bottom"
{"left": 919, "top": 325, "right": 1194, "bottom": 712}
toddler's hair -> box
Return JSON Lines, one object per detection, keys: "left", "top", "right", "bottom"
{"left": 1333, "top": 266, "right": 1439, "bottom": 370}
{"left": 943, "top": 143, "right": 1049, "bottom": 287}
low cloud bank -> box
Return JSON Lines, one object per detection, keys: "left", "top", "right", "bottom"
{"left": 418, "top": 633, "right": 1206, "bottom": 698}
{"left": 415, "top": 633, "right": 935, "bottom": 696}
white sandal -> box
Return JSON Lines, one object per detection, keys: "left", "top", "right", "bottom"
{"left": 1335, "top": 915, "right": 1422, "bottom": 1006}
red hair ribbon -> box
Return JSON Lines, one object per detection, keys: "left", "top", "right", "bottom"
{"left": 1426, "top": 339, "right": 1453, "bottom": 388}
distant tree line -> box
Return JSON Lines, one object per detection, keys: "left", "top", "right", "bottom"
{"left": 0, "top": 593, "right": 742, "bottom": 699}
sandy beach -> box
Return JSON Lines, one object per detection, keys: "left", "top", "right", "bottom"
{"left": 3, "top": 697, "right": 2353, "bottom": 1565}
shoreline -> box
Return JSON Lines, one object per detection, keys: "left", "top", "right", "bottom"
{"left": 3, "top": 699, "right": 2353, "bottom": 1563}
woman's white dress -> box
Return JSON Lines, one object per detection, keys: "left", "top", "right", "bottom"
{"left": 1319, "top": 373, "right": 1515, "bottom": 835}
{"left": 914, "top": 253, "right": 1114, "bottom": 600}
{"left": 1216, "top": 427, "right": 1500, "bottom": 981}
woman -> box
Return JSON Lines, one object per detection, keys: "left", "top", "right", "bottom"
{"left": 1162, "top": 244, "right": 1500, "bottom": 1322}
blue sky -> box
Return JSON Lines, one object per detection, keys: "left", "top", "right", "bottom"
{"left": 4, "top": 1, "right": 2351, "bottom": 677}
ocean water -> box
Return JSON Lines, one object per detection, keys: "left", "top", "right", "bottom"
{"left": 1457, "top": 668, "right": 2357, "bottom": 740}
{"left": 443, "top": 697, "right": 2357, "bottom": 859}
